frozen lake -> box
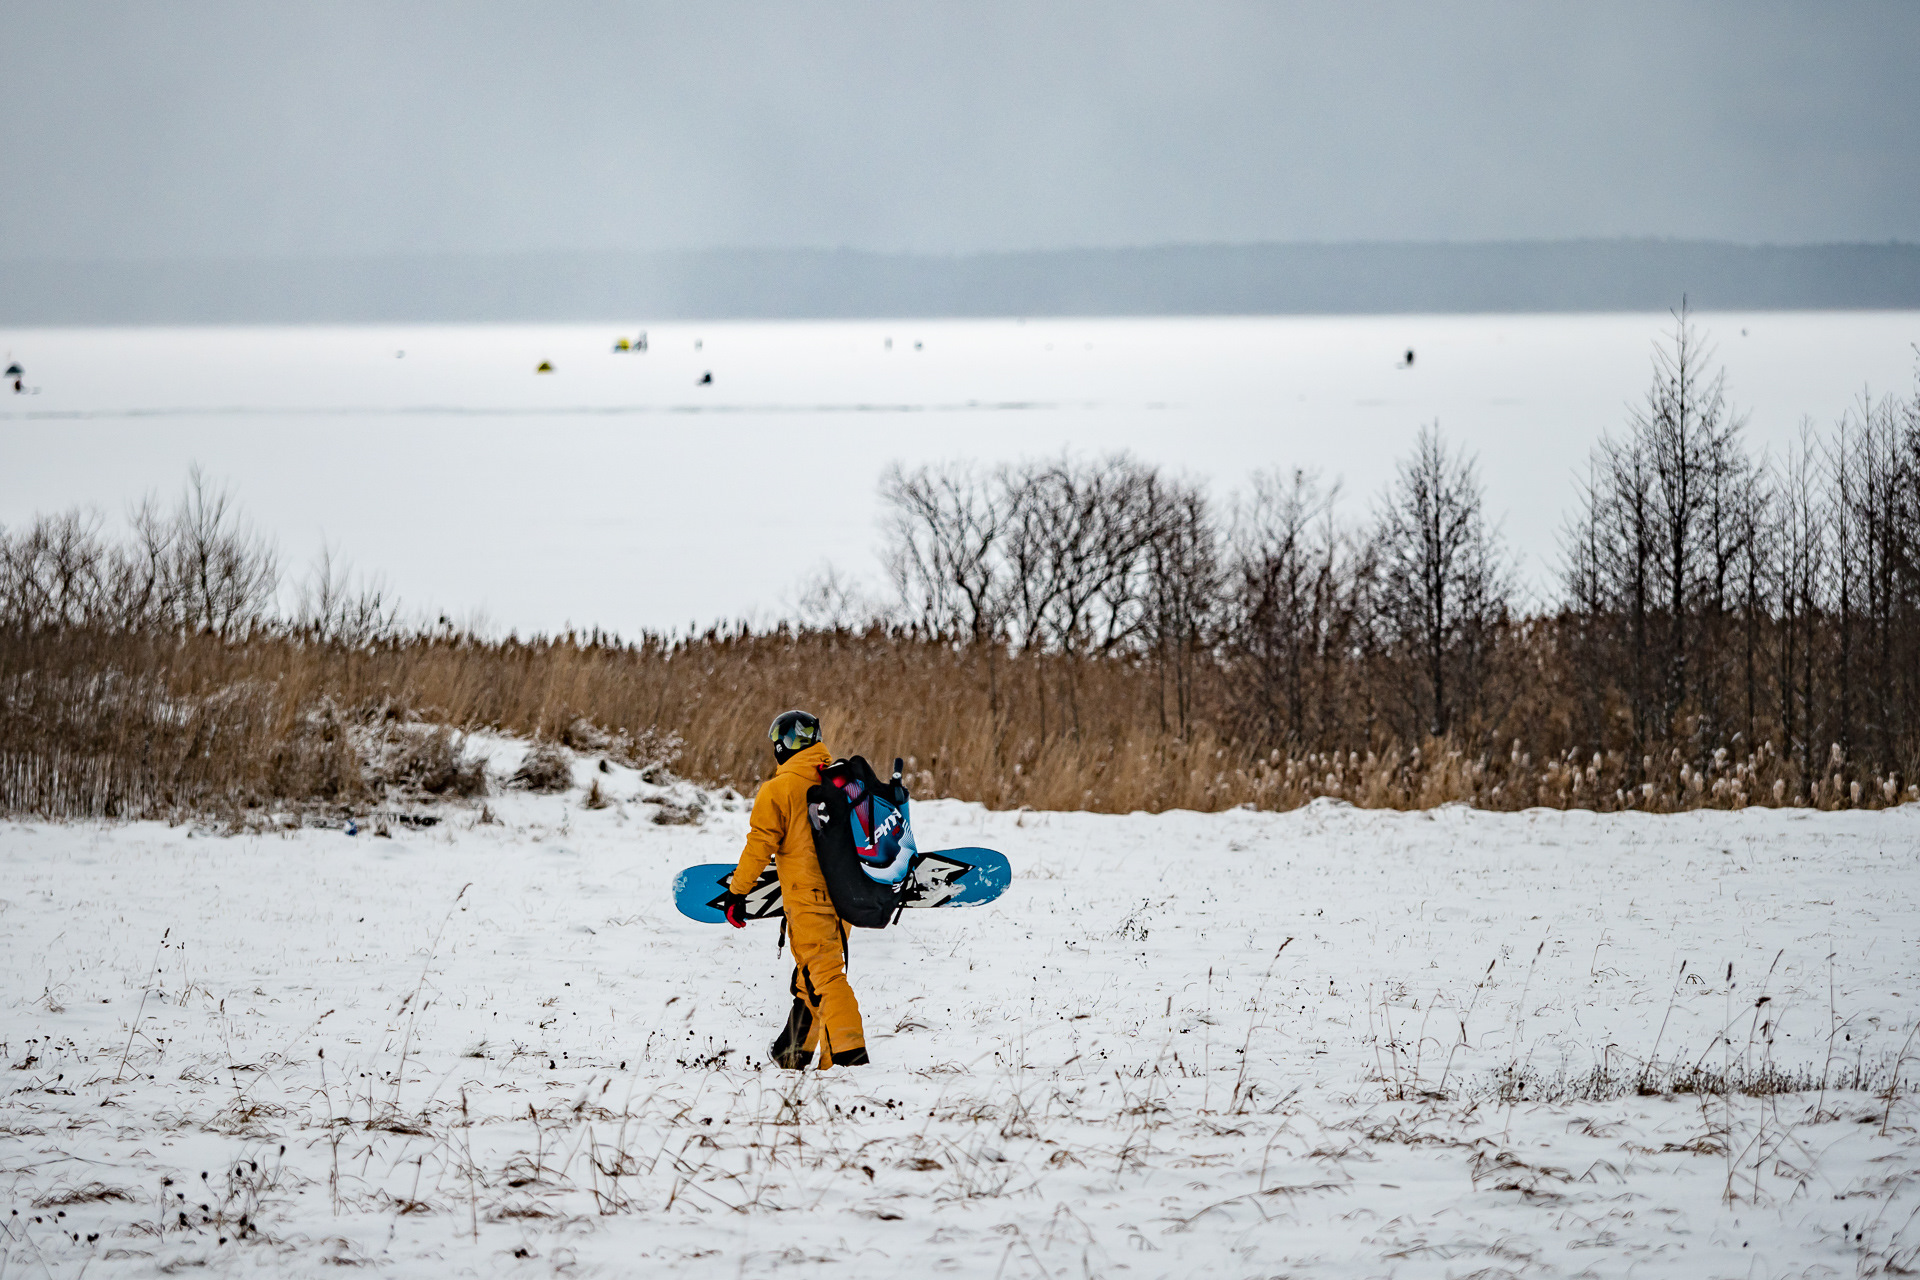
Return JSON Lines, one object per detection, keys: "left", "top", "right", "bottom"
{"left": 4, "top": 311, "right": 1917, "bottom": 635}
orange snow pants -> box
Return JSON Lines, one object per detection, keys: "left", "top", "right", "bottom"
{"left": 782, "top": 899, "right": 866, "bottom": 1069}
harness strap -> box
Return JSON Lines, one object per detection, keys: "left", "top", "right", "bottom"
{"left": 891, "top": 850, "right": 921, "bottom": 926}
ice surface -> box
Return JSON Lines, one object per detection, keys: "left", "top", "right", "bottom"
{"left": 3, "top": 312, "right": 1917, "bottom": 634}
{"left": 3, "top": 757, "right": 1918, "bottom": 1275}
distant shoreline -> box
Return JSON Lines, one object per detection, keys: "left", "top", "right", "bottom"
{"left": 4, "top": 240, "right": 1918, "bottom": 325}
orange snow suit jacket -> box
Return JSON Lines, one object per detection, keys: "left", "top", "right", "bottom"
{"left": 729, "top": 742, "right": 834, "bottom": 909}
{"left": 728, "top": 742, "right": 867, "bottom": 1064}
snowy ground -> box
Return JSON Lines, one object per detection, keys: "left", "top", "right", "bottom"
{"left": 4, "top": 744, "right": 1920, "bottom": 1277}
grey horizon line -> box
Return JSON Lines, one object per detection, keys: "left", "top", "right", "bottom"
{"left": 6, "top": 236, "right": 1920, "bottom": 267}
{"left": 9, "top": 240, "right": 1917, "bottom": 324}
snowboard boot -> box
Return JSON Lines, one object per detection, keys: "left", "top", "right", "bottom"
{"left": 769, "top": 999, "right": 814, "bottom": 1071}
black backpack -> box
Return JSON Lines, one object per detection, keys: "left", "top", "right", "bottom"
{"left": 807, "top": 756, "right": 918, "bottom": 929}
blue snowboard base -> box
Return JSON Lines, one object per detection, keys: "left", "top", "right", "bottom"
{"left": 673, "top": 848, "right": 1010, "bottom": 924}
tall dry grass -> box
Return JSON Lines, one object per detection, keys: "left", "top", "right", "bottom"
{"left": 3, "top": 619, "right": 1913, "bottom": 820}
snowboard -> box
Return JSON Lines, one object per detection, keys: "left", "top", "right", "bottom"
{"left": 672, "top": 848, "right": 1011, "bottom": 924}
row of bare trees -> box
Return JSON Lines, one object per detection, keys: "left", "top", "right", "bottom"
{"left": 881, "top": 454, "right": 1224, "bottom": 740}
{"left": 881, "top": 422, "right": 1513, "bottom": 753}
{"left": 0, "top": 467, "right": 279, "bottom": 639}
{"left": 1564, "top": 311, "right": 1920, "bottom": 787}
{"left": 881, "top": 311, "right": 1920, "bottom": 793}
{"left": 0, "top": 467, "right": 396, "bottom": 645}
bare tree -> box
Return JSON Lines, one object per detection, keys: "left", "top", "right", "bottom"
{"left": 1000, "top": 454, "right": 1162, "bottom": 737}
{"left": 1023, "top": 455, "right": 1160, "bottom": 658}
{"left": 1140, "top": 474, "right": 1219, "bottom": 738}
{"left": 0, "top": 510, "right": 108, "bottom": 627}
{"left": 787, "top": 561, "right": 887, "bottom": 632}
{"left": 169, "top": 466, "right": 279, "bottom": 639}
{"left": 1604, "top": 435, "right": 1661, "bottom": 762}
{"left": 106, "top": 495, "right": 182, "bottom": 630}
{"left": 1559, "top": 455, "right": 1617, "bottom": 753}
{"left": 1373, "top": 424, "right": 1510, "bottom": 739}
{"left": 880, "top": 461, "right": 1004, "bottom": 643}
{"left": 1865, "top": 387, "right": 1916, "bottom": 779}
{"left": 296, "top": 542, "right": 400, "bottom": 647}
{"left": 1565, "top": 310, "right": 1749, "bottom": 771}
{"left": 880, "top": 453, "right": 1186, "bottom": 735}
{"left": 1899, "top": 373, "right": 1920, "bottom": 789}
{"left": 1225, "top": 469, "right": 1355, "bottom": 748}
{"left": 1634, "top": 304, "right": 1747, "bottom": 739}
{"left": 1731, "top": 458, "right": 1775, "bottom": 749}
{"left": 1775, "top": 425, "right": 1826, "bottom": 785}
{"left": 1828, "top": 409, "right": 1866, "bottom": 771}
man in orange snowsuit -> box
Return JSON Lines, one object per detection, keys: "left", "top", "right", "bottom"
{"left": 719, "top": 710, "right": 869, "bottom": 1069}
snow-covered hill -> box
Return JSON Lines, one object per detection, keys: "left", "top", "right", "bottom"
{"left": 3, "top": 752, "right": 1918, "bottom": 1276}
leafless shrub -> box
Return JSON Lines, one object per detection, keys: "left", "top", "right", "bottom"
{"left": 375, "top": 727, "right": 487, "bottom": 798}
{"left": 296, "top": 543, "right": 399, "bottom": 647}
{"left": 559, "top": 715, "right": 682, "bottom": 774}
{"left": 511, "top": 741, "right": 573, "bottom": 793}
{"left": 0, "top": 468, "right": 283, "bottom": 638}
{"left": 1219, "top": 469, "right": 1364, "bottom": 751}
{"left": 652, "top": 796, "right": 704, "bottom": 826}
{"left": 268, "top": 699, "right": 367, "bottom": 803}
{"left": 557, "top": 716, "right": 607, "bottom": 752}
{"left": 791, "top": 561, "right": 890, "bottom": 630}
{"left": 169, "top": 467, "right": 280, "bottom": 639}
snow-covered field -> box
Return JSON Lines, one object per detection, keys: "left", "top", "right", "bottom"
{"left": 4, "top": 743, "right": 1919, "bottom": 1277}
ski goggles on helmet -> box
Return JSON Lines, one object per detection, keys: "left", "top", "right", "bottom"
{"left": 768, "top": 710, "right": 821, "bottom": 753}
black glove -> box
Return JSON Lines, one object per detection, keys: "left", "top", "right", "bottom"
{"left": 717, "top": 890, "right": 749, "bottom": 928}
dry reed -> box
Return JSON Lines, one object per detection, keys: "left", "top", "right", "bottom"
{"left": 3, "top": 619, "right": 1913, "bottom": 821}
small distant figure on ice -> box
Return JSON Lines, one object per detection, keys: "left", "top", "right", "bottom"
{"left": 7, "top": 361, "right": 23, "bottom": 393}
{"left": 1400, "top": 349, "right": 1415, "bottom": 369}
{"left": 698, "top": 371, "right": 713, "bottom": 385}
{"left": 718, "top": 711, "right": 871, "bottom": 1070}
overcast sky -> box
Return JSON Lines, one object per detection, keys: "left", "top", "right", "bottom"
{"left": 4, "top": 2, "right": 1918, "bottom": 261}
